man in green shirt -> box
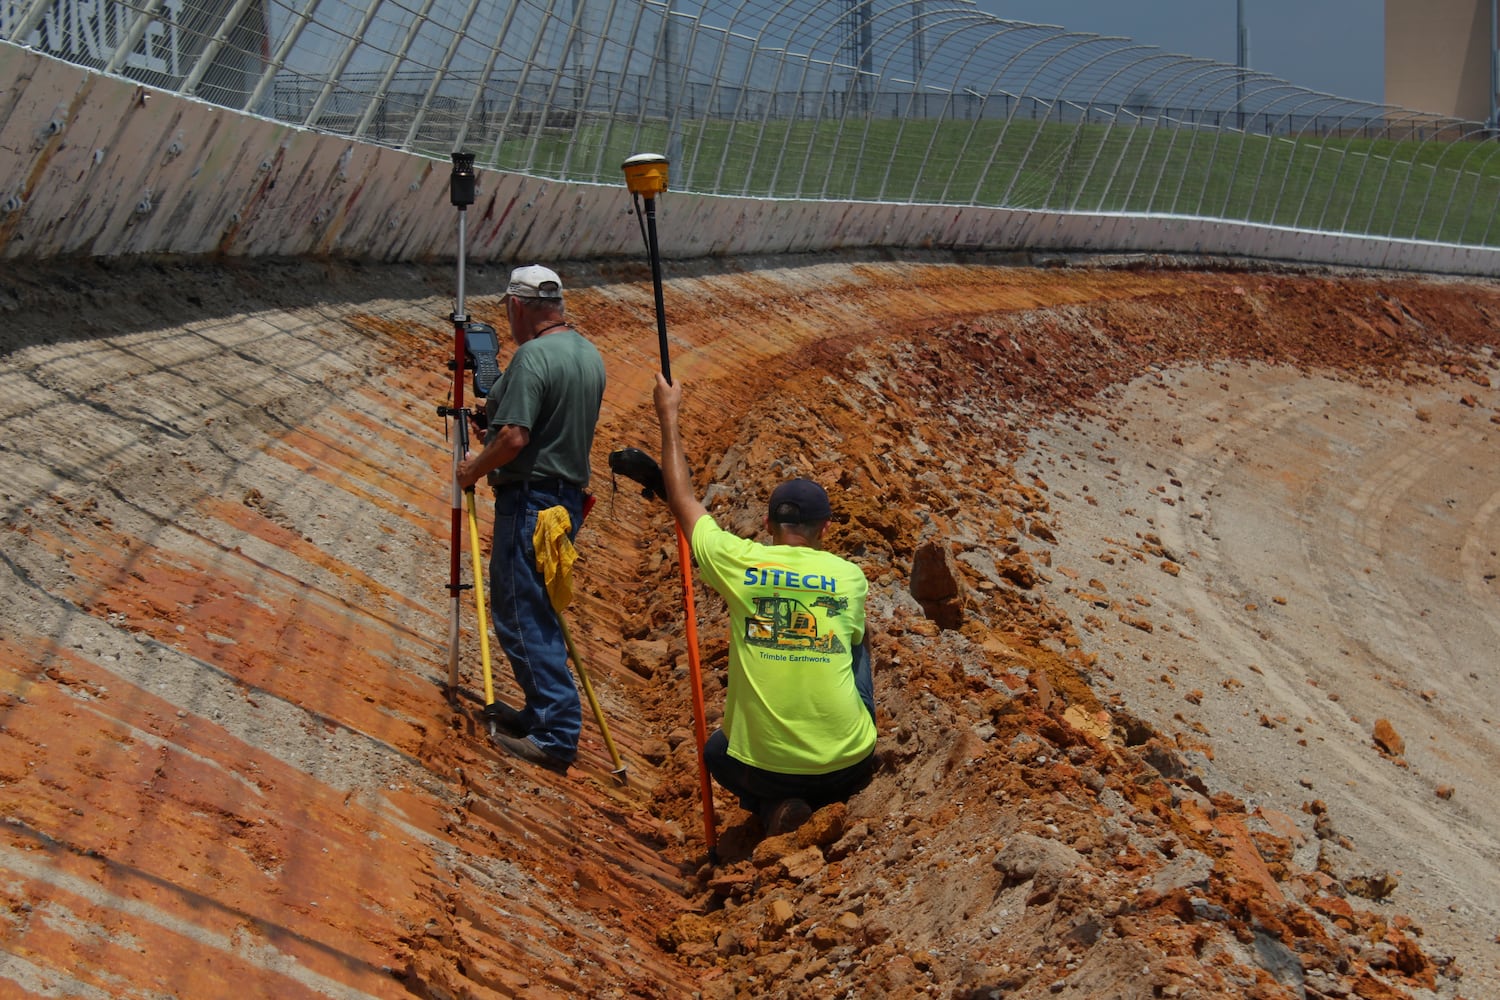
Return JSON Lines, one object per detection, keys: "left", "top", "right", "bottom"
{"left": 459, "top": 265, "right": 605, "bottom": 771}
{"left": 652, "top": 373, "right": 876, "bottom": 836}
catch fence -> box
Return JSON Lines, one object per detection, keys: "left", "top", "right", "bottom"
{"left": 5, "top": 0, "right": 1496, "bottom": 245}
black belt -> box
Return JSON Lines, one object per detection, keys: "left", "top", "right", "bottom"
{"left": 495, "top": 477, "right": 583, "bottom": 493}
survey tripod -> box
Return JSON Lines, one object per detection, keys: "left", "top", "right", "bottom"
{"left": 435, "top": 152, "right": 502, "bottom": 731}
{"left": 433, "top": 155, "right": 625, "bottom": 778}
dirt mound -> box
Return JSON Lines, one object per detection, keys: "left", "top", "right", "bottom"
{"left": 1, "top": 255, "right": 1497, "bottom": 999}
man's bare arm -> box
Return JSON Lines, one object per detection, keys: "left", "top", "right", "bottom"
{"left": 457, "top": 423, "right": 529, "bottom": 488}
{"left": 652, "top": 373, "right": 709, "bottom": 533}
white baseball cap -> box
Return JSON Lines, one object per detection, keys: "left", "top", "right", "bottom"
{"left": 507, "top": 264, "right": 563, "bottom": 299}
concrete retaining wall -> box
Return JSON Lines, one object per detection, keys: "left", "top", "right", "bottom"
{"left": 3, "top": 43, "right": 1497, "bottom": 276}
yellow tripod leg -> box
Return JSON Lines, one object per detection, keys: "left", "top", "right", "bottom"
{"left": 463, "top": 489, "right": 496, "bottom": 709}
{"left": 558, "top": 615, "right": 626, "bottom": 783}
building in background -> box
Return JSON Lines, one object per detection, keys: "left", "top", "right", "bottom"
{"left": 0, "top": 0, "right": 269, "bottom": 108}
{"left": 1386, "top": 0, "right": 1496, "bottom": 123}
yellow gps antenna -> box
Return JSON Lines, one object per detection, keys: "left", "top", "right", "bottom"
{"left": 621, "top": 153, "right": 673, "bottom": 384}
{"left": 622, "top": 151, "right": 669, "bottom": 197}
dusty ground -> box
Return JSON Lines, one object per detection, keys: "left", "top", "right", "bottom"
{"left": 1, "top": 253, "right": 1498, "bottom": 999}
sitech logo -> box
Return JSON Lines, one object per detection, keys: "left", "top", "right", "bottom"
{"left": 741, "top": 566, "right": 838, "bottom": 594}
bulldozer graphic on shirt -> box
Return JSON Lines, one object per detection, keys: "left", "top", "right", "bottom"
{"left": 745, "top": 595, "right": 847, "bottom": 654}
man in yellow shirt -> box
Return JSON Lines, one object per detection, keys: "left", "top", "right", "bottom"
{"left": 652, "top": 374, "right": 876, "bottom": 836}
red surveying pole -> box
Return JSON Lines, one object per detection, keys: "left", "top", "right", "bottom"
{"left": 442, "top": 152, "right": 477, "bottom": 691}
{"left": 622, "top": 153, "right": 717, "bottom": 858}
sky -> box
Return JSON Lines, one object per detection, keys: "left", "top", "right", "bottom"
{"left": 977, "top": 1, "right": 1385, "bottom": 104}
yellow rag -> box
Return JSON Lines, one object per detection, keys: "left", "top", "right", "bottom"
{"left": 533, "top": 505, "right": 577, "bottom": 613}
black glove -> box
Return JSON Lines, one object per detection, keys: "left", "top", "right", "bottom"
{"left": 608, "top": 447, "right": 666, "bottom": 501}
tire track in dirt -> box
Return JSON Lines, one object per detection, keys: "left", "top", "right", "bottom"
{"left": 1459, "top": 487, "right": 1500, "bottom": 634}
{"left": 1029, "top": 360, "right": 1500, "bottom": 995}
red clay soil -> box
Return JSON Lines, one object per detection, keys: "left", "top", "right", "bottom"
{"left": 1, "top": 254, "right": 1498, "bottom": 999}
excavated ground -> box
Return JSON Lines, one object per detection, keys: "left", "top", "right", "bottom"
{"left": 1, "top": 252, "right": 1498, "bottom": 1000}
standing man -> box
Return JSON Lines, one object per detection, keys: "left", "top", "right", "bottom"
{"left": 652, "top": 373, "right": 876, "bottom": 836}
{"left": 458, "top": 265, "right": 605, "bottom": 772}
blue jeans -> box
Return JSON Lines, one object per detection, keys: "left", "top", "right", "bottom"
{"left": 851, "top": 640, "right": 874, "bottom": 722}
{"left": 489, "top": 482, "right": 586, "bottom": 761}
{"left": 704, "top": 730, "right": 875, "bottom": 821}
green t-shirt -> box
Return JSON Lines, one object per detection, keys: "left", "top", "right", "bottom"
{"left": 488, "top": 329, "right": 605, "bottom": 487}
{"left": 690, "top": 514, "right": 874, "bottom": 775}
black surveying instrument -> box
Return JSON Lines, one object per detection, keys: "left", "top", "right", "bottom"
{"left": 435, "top": 152, "right": 501, "bottom": 730}
{"left": 464, "top": 322, "right": 502, "bottom": 401}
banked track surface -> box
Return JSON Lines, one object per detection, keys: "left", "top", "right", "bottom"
{"left": 2, "top": 254, "right": 1499, "bottom": 997}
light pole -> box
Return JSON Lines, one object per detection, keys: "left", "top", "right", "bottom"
{"left": 1491, "top": 0, "right": 1498, "bottom": 129}
{"left": 1236, "top": 0, "right": 1249, "bottom": 130}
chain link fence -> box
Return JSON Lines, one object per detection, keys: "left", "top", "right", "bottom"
{"left": 5, "top": 0, "right": 1497, "bottom": 246}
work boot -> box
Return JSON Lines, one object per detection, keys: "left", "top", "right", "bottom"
{"left": 493, "top": 732, "right": 571, "bottom": 774}
{"left": 484, "top": 701, "right": 528, "bottom": 738}
{"left": 764, "top": 798, "right": 812, "bottom": 837}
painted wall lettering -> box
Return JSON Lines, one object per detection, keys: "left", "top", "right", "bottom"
{"left": 3, "top": 0, "right": 188, "bottom": 78}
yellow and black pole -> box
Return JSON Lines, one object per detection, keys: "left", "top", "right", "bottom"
{"left": 623, "top": 153, "right": 675, "bottom": 382}
{"left": 560, "top": 613, "right": 627, "bottom": 781}
{"left": 622, "top": 152, "right": 717, "bottom": 857}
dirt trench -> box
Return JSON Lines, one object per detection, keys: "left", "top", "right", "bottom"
{"left": 1, "top": 253, "right": 1498, "bottom": 999}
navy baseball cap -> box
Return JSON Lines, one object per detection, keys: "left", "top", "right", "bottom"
{"left": 768, "top": 478, "right": 832, "bottom": 523}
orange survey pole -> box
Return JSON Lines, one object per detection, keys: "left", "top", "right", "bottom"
{"left": 622, "top": 152, "right": 717, "bottom": 859}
